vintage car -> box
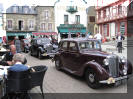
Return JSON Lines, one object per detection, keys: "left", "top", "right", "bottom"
{"left": 21, "top": 39, "right": 31, "bottom": 53}
{"left": 53, "top": 38, "right": 133, "bottom": 89}
{"left": 30, "top": 38, "right": 58, "bottom": 59}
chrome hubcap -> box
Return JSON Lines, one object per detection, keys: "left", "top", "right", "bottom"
{"left": 89, "top": 74, "right": 95, "bottom": 83}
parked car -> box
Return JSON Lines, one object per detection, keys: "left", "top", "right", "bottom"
{"left": 53, "top": 38, "right": 133, "bottom": 89}
{"left": 30, "top": 38, "right": 58, "bottom": 59}
{"left": 21, "top": 39, "right": 31, "bottom": 53}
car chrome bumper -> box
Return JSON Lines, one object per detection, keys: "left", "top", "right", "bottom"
{"left": 99, "top": 75, "right": 132, "bottom": 84}
{"left": 42, "top": 53, "right": 55, "bottom": 57}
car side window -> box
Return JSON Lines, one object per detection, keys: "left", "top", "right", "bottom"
{"left": 61, "top": 42, "right": 68, "bottom": 50}
{"left": 69, "top": 42, "right": 78, "bottom": 51}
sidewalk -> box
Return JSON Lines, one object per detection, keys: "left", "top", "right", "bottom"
{"left": 101, "top": 41, "right": 127, "bottom": 58}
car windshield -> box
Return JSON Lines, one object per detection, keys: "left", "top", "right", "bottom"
{"left": 24, "top": 39, "right": 29, "bottom": 44}
{"left": 37, "top": 38, "right": 51, "bottom": 44}
{"left": 79, "top": 41, "right": 101, "bottom": 50}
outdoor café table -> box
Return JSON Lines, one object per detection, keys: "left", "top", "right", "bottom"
{"left": 0, "top": 47, "right": 9, "bottom": 55}
{"left": 0, "top": 65, "right": 10, "bottom": 96}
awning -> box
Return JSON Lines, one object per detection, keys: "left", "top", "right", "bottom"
{"left": 6, "top": 32, "right": 32, "bottom": 36}
{"left": 32, "top": 32, "right": 57, "bottom": 36}
{"left": 57, "top": 24, "right": 86, "bottom": 34}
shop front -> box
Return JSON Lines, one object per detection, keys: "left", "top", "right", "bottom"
{"left": 6, "top": 32, "right": 32, "bottom": 41}
{"left": 32, "top": 32, "right": 57, "bottom": 40}
{"left": 57, "top": 24, "right": 86, "bottom": 39}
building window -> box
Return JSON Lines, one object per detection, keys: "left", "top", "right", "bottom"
{"left": 41, "top": 23, "right": 46, "bottom": 30}
{"left": 118, "top": 5, "right": 122, "bottom": 14}
{"left": 48, "top": 23, "right": 52, "bottom": 30}
{"left": 29, "top": 20, "right": 34, "bottom": 29}
{"left": 103, "top": 10, "right": 106, "bottom": 18}
{"left": 120, "top": 22, "right": 125, "bottom": 34}
{"left": 103, "top": 24, "right": 107, "bottom": 36}
{"left": 18, "top": 20, "right": 23, "bottom": 30}
{"left": 7, "top": 20, "right": 12, "bottom": 29}
{"left": 98, "top": 11, "right": 101, "bottom": 19}
{"left": 44, "top": 11, "right": 49, "bottom": 20}
{"left": 75, "top": 15, "right": 80, "bottom": 24}
{"left": 89, "top": 16, "right": 95, "bottom": 22}
{"left": 64, "top": 15, "right": 68, "bottom": 24}
{"left": 13, "top": 6, "right": 18, "bottom": 13}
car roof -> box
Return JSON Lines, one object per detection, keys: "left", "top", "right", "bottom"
{"left": 61, "top": 37, "right": 98, "bottom": 42}
{"left": 32, "top": 38, "right": 50, "bottom": 40}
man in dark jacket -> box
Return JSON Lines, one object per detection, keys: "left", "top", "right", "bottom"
{"left": 0, "top": 45, "right": 16, "bottom": 66}
{"left": 116, "top": 32, "right": 125, "bottom": 53}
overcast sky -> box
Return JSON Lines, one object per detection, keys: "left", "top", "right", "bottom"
{"left": 0, "top": 0, "right": 117, "bottom": 12}
{"left": 0, "top": 0, "right": 98, "bottom": 11}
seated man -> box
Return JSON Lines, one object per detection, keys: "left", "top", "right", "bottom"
{"left": 0, "top": 45, "right": 27, "bottom": 66}
{"left": 0, "top": 45, "right": 16, "bottom": 66}
{"left": 8, "top": 53, "right": 29, "bottom": 72}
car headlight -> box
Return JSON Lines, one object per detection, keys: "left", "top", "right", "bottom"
{"left": 103, "top": 58, "right": 109, "bottom": 66}
{"left": 123, "top": 66, "right": 127, "bottom": 75}
{"left": 120, "top": 56, "right": 126, "bottom": 63}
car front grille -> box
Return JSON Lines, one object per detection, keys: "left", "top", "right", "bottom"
{"left": 108, "top": 55, "right": 119, "bottom": 77}
{"left": 46, "top": 45, "right": 53, "bottom": 53}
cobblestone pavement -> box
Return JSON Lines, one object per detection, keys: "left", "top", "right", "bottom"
{"left": 23, "top": 48, "right": 128, "bottom": 93}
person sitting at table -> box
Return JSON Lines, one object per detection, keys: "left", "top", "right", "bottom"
{"left": 8, "top": 53, "right": 29, "bottom": 72}
{"left": 0, "top": 45, "right": 27, "bottom": 66}
{"left": 0, "top": 45, "right": 16, "bottom": 66}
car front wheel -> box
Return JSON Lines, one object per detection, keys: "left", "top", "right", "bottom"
{"left": 55, "top": 58, "right": 62, "bottom": 70}
{"left": 30, "top": 49, "right": 33, "bottom": 56}
{"left": 85, "top": 68, "right": 101, "bottom": 89}
{"left": 38, "top": 51, "right": 42, "bottom": 59}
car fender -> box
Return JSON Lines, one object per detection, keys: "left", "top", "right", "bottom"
{"left": 53, "top": 52, "right": 61, "bottom": 60}
{"left": 126, "top": 60, "right": 133, "bottom": 75}
{"left": 82, "top": 61, "right": 109, "bottom": 80}
{"left": 38, "top": 47, "right": 44, "bottom": 53}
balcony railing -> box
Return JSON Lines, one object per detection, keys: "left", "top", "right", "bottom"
{"left": 66, "top": 6, "right": 78, "bottom": 14}
{"left": 97, "top": 11, "right": 127, "bottom": 23}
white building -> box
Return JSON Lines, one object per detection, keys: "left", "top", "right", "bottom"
{"left": 54, "top": 0, "right": 88, "bottom": 39}
{"left": 0, "top": 3, "right": 6, "bottom": 43}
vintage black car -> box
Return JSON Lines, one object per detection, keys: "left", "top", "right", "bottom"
{"left": 53, "top": 38, "right": 133, "bottom": 89}
{"left": 30, "top": 38, "right": 58, "bottom": 59}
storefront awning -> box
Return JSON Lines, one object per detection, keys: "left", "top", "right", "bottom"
{"left": 57, "top": 24, "right": 86, "bottom": 34}
{"left": 7, "top": 32, "right": 32, "bottom": 36}
{"left": 32, "top": 32, "right": 57, "bottom": 36}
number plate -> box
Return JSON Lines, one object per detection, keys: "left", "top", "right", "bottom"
{"left": 43, "top": 53, "right": 47, "bottom": 56}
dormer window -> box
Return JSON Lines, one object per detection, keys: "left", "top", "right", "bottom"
{"left": 13, "top": 6, "right": 18, "bottom": 13}
{"left": 24, "top": 8, "right": 28, "bottom": 13}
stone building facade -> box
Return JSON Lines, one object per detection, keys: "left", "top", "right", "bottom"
{"left": 86, "top": 6, "right": 97, "bottom": 35}
{"left": 35, "top": 6, "right": 55, "bottom": 32}
{"left": 5, "top": 5, "right": 55, "bottom": 40}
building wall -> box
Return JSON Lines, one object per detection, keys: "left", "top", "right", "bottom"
{"left": 35, "top": 6, "right": 55, "bottom": 32}
{"left": 0, "top": 4, "right": 6, "bottom": 39}
{"left": 96, "top": 0, "right": 131, "bottom": 39}
{"left": 6, "top": 14, "right": 36, "bottom": 31}
{"left": 87, "top": 6, "right": 96, "bottom": 34}
{"left": 54, "top": 0, "right": 87, "bottom": 33}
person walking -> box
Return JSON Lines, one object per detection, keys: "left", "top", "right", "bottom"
{"left": 116, "top": 32, "right": 125, "bottom": 53}
{"left": 14, "top": 37, "right": 21, "bottom": 53}
{"left": 94, "top": 32, "right": 102, "bottom": 48}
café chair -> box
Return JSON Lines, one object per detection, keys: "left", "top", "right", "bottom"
{"left": 4, "top": 69, "right": 32, "bottom": 99}
{"left": 30, "top": 65, "right": 48, "bottom": 99}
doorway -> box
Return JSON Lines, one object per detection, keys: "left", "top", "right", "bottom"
{"left": 18, "top": 20, "right": 23, "bottom": 30}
